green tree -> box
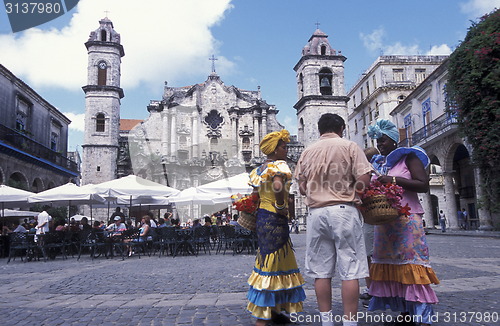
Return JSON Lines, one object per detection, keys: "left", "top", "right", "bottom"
{"left": 446, "top": 9, "right": 500, "bottom": 212}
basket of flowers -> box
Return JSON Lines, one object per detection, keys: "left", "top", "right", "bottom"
{"left": 231, "top": 193, "right": 259, "bottom": 231}
{"left": 359, "top": 180, "right": 411, "bottom": 225}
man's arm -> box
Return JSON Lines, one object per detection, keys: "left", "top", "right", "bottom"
{"left": 298, "top": 175, "right": 307, "bottom": 196}
{"left": 355, "top": 172, "right": 371, "bottom": 194}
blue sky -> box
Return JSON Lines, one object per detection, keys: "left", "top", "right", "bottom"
{"left": 1, "top": 0, "right": 499, "bottom": 152}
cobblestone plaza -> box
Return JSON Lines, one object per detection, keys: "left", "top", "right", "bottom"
{"left": 0, "top": 232, "right": 499, "bottom": 325}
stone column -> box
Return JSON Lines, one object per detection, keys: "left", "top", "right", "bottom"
{"left": 161, "top": 111, "right": 169, "bottom": 157}
{"left": 170, "top": 107, "right": 177, "bottom": 159}
{"left": 443, "top": 172, "right": 459, "bottom": 230}
{"left": 230, "top": 114, "right": 238, "bottom": 157}
{"left": 474, "top": 167, "right": 493, "bottom": 230}
{"left": 261, "top": 110, "right": 268, "bottom": 138}
{"left": 192, "top": 111, "right": 199, "bottom": 159}
{"left": 253, "top": 112, "right": 260, "bottom": 157}
{"left": 421, "top": 191, "right": 434, "bottom": 228}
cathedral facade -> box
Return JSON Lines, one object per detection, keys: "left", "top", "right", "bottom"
{"left": 82, "top": 18, "right": 283, "bottom": 191}
{"left": 125, "top": 72, "right": 284, "bottom": 189}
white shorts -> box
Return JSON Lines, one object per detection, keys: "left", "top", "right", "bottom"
{"left": 363, "top": 223, "right": 374, "bottom": 257}
{"left": 305, "top": 204, "right": 369, "bottom": 280}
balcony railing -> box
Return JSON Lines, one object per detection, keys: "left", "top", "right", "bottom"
{"left": 0, "top": 124, "right": 78, "bottom": 173}
{"left": 411, "top": 113, "right": 458, "bottom": 145}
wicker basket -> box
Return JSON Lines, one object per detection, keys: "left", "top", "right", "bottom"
{"left": 237, "top": 211, "right": 256, "bottom": 232}
{"left": 361, "top": 194, "right": 399, "bottom": 225}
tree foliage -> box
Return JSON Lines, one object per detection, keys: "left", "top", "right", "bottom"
{"left": 446, "top": 9, "right": 500, "bottom": 212}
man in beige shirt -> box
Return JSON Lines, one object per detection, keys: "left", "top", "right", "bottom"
{"left": 294, "top": 113, "right": 372, "bottom": 326}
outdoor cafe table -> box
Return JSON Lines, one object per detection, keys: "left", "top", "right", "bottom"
{"left": 173, "top": 228, "right": 196, "bottom": 257}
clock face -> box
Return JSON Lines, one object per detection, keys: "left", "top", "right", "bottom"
{"left": 98, "top": 61, "right": 107, "bottom": 69}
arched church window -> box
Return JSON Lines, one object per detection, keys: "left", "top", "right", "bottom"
{"left": 321, "top": 45, "right": 327, "bottom": 55}
{"left": 96, "top": 113, "right": 105, "bottom": 132}
{"left": 101, "top": 30, "right": 107, "bottom": 41}
{"left": 319, "top": 68, "right": 333, "bottom": 95}
{"left": 97, "top": 61, "right": 107, "bottom": 86}
{"left": 242, "top": 137, "right": 250, "bottom": 150}
{"left": 204, "top": 110, "right": 223, "bottom": 129}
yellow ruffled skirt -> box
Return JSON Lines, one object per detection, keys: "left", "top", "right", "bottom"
{"left": 246, "top": 240, "right": 306, "bottom": 320}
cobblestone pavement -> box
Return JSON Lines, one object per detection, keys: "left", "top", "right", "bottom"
{"left": 0, "top": 232, "right": 499, "bottom": 326}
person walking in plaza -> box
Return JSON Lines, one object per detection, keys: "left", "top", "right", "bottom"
{"left": 35, "top": 207, "right": 52, "bottom": 242}
{"left": 367, "top": 119, "right": 439, "bottom": 325}
{"left": 246, "top": 129, "right": 306, "bottom": 326}
{"left": 461, "top": 208, "right": 468, "bottom": 230}
{"left": 439, "top": 210, "right": 447, "bottom": 233}
{"left": 294, "top": 113, "right": 372, "bottom": 326}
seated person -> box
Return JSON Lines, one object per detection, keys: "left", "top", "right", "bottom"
{"left": 192, "top": 219, "right": 201, "bottom": 229}
{"left": 229, "top": 214, "right": 239, "bottom": 226}
{"left": 170, "top": 218, "right": 181, "bottom": 229}
{"left": 106, "top": 216, "right": 127, "bottom": 238}
{"left": 126, "top": 216, "right": 151, "bottom": 256}
{"left": 203, "top": 215, "right": 212, "bottom": 227}
{"left": 3, "top": 221, "right": 28, "bottom": 233}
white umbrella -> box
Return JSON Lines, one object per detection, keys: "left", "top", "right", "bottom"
{"left": 168, "top": 187, "right": 231, "bottom": 205}
{"left": 69, "top": 214, "right": 89, "bottom": 222}
{"left": 1, "top": 209, "right": 39, "bottom": 217}
{"left": 114, "top": 195, "right": 170, "bottom": 207}
{"left": 92, "top": 175, "right": 179, "bottom": 217}
{"left": 0, "top": 184, "right": 33, "bottom": 207}
{"left": 197, "top": 172, "right": 252, "bottom": 195}
{"left": 0, "top": 185, "right": 33, "bottom": 221}
{"left": 28, "top": 183, "right": 106, "bottom": 205}
{"left": 93, "top": 175, "right": 180, "bottom": 198}
{"left": 28, "top": 183, "right": 106, "bottom": 223}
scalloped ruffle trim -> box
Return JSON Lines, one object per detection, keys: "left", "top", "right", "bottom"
{"left": 370, "top": 263, "right": 439, "bottom": 285}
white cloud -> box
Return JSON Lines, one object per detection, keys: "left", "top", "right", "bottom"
{"left": 360, "top": 27, "right": 452, "bottom": 56}
{"left": 384, "top": 42, "right": 421, "bottom": 55}
{"left": 426, "top": 44, "right": 452, "bottom": 55}
{"left": 360, "top": 28, "right": 385, "bottom": 54}
{"left": 0, "top": 0, "right": 234, "bottom": 90}
{"left": 460, "top": 0, "right": 500, "bottom": 19}
{"left": 62, "top": 112, "right": 85, "bottom": 131}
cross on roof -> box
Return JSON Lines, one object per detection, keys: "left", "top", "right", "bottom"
{"left": 209, "top": 54, "right": 218, "bottom": 73}
{"left": 104, "top": 10, "right": 110, "bottom": 17}
{"left": 315, "top": 21, "right": 321, "bottom": 29}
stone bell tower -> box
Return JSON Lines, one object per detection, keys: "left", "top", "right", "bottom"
{"left": 294, "top": 28, "right": 349, "bottom": 146}
{"left": 82, "top": 17, "right": 125, "bottom": 185}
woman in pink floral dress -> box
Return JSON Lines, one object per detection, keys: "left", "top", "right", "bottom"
{"left": 367, "top": 120, "right": 439, "bottom": 326}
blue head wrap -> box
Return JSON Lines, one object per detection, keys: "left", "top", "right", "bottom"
{"left": 367, "top": 119, "right": 399, "bottom": 143}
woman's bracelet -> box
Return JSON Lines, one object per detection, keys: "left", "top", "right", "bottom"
{"left": 274, "top": 201, "right": 286, "bottom": 210}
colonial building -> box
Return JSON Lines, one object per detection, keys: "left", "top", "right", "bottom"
{"left": 390, "top": 60, "right": 496, "bottom": 230}
{"left": 81, "top": 17, "right": 124, "bottom": 186}
{"left": 82, "top": 18, "right": 284, "bottom": 192}
{"left": 294, "top": 29, "right": 349, "bottom": 147}
{"left": 126, "top": 71, "right": 283, "bottom": 190}
{"left": 0, "top": 64, "right": 79, "bottom": 191}
{"left": 347, "top": 55, "right": 448, "bottom": 148}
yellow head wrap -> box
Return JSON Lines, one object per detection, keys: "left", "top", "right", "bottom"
{"left": 259, "top": 129, "right": 290, "bottom": 155}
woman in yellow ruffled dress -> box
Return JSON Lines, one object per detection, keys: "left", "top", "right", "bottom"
{"left": 247, "top": 129, "right": 306, "bottom": 326}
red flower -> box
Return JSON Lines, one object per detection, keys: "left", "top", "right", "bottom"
{"left": 361, "top": 180, "right": 411, "bottom": 216}
{"left": 232, "top": 193, "right": 259, "bottom": 213}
